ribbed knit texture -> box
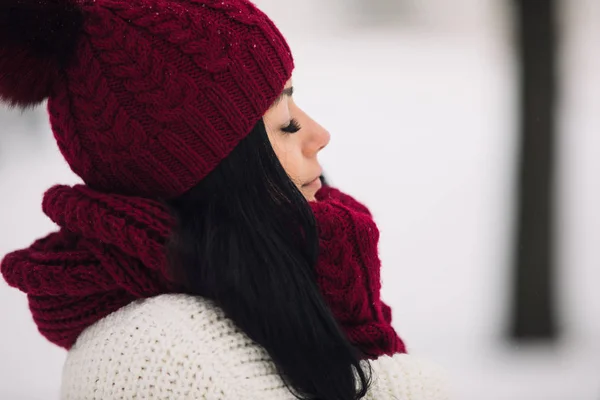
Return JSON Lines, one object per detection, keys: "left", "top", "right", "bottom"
{"left": 1, "top": 185, "right": 174, "bottom": 348}
{"left": 60, "top": 294, "right": 450, "bottom": 400}
{"left": 1, "top": 185, "right": 404, "bottom": 357}
{"left": 42, "top": 0, "right": 294, "bottom": 199}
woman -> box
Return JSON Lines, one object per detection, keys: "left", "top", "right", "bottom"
{"left": 0, "top": 0, "right": 448, "bottom": 398}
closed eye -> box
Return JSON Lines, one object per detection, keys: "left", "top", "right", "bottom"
{"left": 281, "top": 118, "right": 301, "bottom": 134}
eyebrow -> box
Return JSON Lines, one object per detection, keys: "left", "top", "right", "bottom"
{"left": 272, "top": 86, "right": 294, "bottom": 106}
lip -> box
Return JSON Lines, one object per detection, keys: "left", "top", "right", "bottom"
{"left": 302, "top": 175, "right": 322, "bottom": 190}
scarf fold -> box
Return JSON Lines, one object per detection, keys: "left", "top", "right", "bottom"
{"left": 312, "top": 187, "right": 405, "bottom": 357}
{"left": 1, "top": 185, "right": 175, "bottom": 348}
{"left": 1, "top": 184, "right": 404, "bottom": 357}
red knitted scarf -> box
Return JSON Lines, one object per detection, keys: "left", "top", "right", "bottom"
{"left": 312, "top": 187, "right": 406, "bottom": 357}
{"left": 1, "top": 184, "right": 404, "bottom": 356}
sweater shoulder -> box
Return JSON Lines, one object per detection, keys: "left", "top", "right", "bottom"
{"left": 69, "top": 293, "right": 249, "bottom": 355}
{"left": 60, "top": 294, "right": 293, "bottom": 400}
{"left": 60, "top": 294, "right": 451, "bottom": 400}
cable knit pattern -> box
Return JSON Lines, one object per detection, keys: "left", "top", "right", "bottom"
{"left": 1, "top": 2, "right": 446, "bottom": 396}
{"left": 39, "top": 0, "right": 294, "bottom": 199}
{"left": 61, "top": 294, "right": 449, "bottom": 400}
{"left": 1, "top": 185, "right": 175, "bottom": 348}
{"left": 1, "top": 184, "right": 404, "bottom": 357}
{"left": 311, "top": 187, "right": 406, "bottom": 357}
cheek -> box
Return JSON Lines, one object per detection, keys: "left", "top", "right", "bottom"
{"left": 270, "top": 136, "right": 304, "bottom": 185}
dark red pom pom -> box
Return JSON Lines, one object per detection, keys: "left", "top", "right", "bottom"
{"left": 0, "top": 0, "right": 83, "bottom": 108}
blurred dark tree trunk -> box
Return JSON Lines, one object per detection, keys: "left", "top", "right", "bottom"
{"left": 510, "top": 0, "right": 559, "bottom": 340}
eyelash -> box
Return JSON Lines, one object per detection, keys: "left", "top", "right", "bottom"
{"left": 281, "top": 118, "right": 301, "bottom": 134}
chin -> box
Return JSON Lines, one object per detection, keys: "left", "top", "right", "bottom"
{"left": 302, "top": 190, "right": 316, "bottom": 202}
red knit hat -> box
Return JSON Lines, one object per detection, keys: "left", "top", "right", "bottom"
{"left": 0, "top": 0, "right": 294, "bottom": 199}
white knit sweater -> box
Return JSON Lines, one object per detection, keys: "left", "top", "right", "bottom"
{"left": 60, "top": 294, "right": 450, "bottom": 399}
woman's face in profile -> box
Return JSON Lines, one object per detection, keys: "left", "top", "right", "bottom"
{"left": 263, "top": 79, "right": 331, "bottom": 202}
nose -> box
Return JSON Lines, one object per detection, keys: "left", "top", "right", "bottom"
{"left": 315, "top": 121, "right": 331, "bottom": 152}
{"left": 298, "top": 108, "right": 330, "bottom": 157}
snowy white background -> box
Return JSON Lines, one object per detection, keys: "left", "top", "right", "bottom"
{"left": 1, "top": 0, "right": 598, "bottom": 399}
